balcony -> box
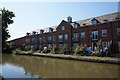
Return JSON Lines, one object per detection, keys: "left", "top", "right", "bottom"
{"left": 73, "top": 37, "right": 79, "bottom": 42}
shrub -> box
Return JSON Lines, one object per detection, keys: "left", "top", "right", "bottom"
{"left": 30, "top": 46, "right": 35, "bottom": 53}
{"left": 91, "top": 51, "right": 100, "bottom": 56}
{"left": 60, "top": 44, "right": 69, "bottom": 54}
{"left": 79, "top": 45, "right": 84, "bottom": 51}
{"left": 12, "top": 48, "right": 22, "bottom": 54}
{"left": 73, "top": 45, "right": 80, "bottom": 55}
{"left": 43, "top": 48, "right": 49, "bottom": 53}
{"left": 50, "top": 45, "right": 57, "bottom": 54}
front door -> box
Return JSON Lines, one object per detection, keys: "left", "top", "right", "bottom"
{"left": 92, "top": 42, "right": 98, "bottom": 50}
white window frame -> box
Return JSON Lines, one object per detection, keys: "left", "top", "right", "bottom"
{"left": 117, "top": 28, "right": 120, "bottom": 35}
{"left": 49, "top": 28, "right": 52, "bottom": 32}
{"left": 35, "top": 38, "right": 37, "bottom": 42}
{"left": 73, "top": 43, "right": 79, "bottom": 48}
{"left": 102, "top": 42, "right": 107, "bottom": 49}
{"left": 48, "top": 44, "right": 52, "bottom": 49}
{"left": 43, "top": 37, "right": 45, "bottom": 42}
{"left": 53, "top": 36, "right": 56, "bottom": 41}
{"left": 74, "top": 23, "right": 78, "bottom": 28}
{"left": 65, "top": 34, "right": 68, "bottom": 40}
{"left": 59, "top": 35, "right": 63, "bottom": 39}
{"left": 102, "top": 29, "right": 107, "bottom": 37}
{"left": 92, "top": 19, "right": 97, "bottom": 25}
{"left": 40, "top": 30, "right": 43, "bottom": 34}
{"left": 48, "top": 36, "right": 52, "bottom": 41}
{"left": 74, "top": 33, "right": 79, "bottom": 38}
{"left": 59, "top": 44, "right": 63, "bottom": 49}
{"left": 92, "top": 31, "right": 98, "bottom": 40}
{"left": 62, "top": 26, "right": 65, "bottom": 30}
{"left": 81, "top": 32, "right": 85, "bottom": 38}
{"left": 39, "top": 37, "right": 42, "bottom": 42}
{"left": 118, "top": 42, "right": 120, "bottom": 52}
{"left": 39, "top": 44, "right": 42, "bottom": 49}
{"left": 32, "top": 38, "right": 34, "bottom": 42}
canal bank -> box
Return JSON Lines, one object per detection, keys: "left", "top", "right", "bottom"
{"left": 15, "top": 53, "right": 120, "bottom": 64}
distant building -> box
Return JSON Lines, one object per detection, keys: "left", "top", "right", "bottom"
{"left": 9, "top": 12, "right": 120, "bottom": 53}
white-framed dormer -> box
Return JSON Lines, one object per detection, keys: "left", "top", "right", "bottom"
{"left": 40, "top": 30, "right": 44, "bottom": 34}
{"left": 32, "top": 31, "right": 36, "bottom": 35}
{"left": 49, "top": 28, "right": 53, "bottom": 32}
{"left": 74, "top": 22, "right": 78, "bottom": 28}
{"left": 26, "top": 32, "right": 30, "bottom": 36}
{"left": 91, "top": 18, "right": 99, "bottom": 25}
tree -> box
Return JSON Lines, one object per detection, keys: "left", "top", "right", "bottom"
{"left": 1, "top": 8, "right": 15, "bottom": 52}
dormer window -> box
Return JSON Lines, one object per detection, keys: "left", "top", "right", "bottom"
{"left": 49, "top": 28, "right": 53, "bottom": 32}
{"left": 62, "top": 26, "right": 65, "bottom": 30}
{"left": 83, "top": 23, "right": 86, "bottom": 26}
{"left": 115, "top": 17, "right": 119, "bottom": 20}
{"left": 92, "top": 19, "right": 98, "bottom": 25}
{"left": 74, "top": 23, "right": 78, "bottom": 28}
{"left": 103, "top": 19, "right": 108, "bottom": 22}
{"left": 32, "top": 31, "right": 36, "bottom": 35}
{"left": 26, "top": 33, "right": 30, "bottom": 36}
{"left": 40, "top": 30, "right": 44, "bottom": 34}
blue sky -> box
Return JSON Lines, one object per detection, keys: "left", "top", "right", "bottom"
{"left": 1, "top": 2, "right": 118, "bottom": 41}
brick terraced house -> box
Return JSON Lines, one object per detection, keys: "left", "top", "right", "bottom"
{"left": 9, "top": 12, "right": 120, "bottom": 53}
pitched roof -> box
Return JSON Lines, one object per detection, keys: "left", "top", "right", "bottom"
{"left": 29, "top": 26, "right": 57, "bottom": 35}
{"left": 71, "top": 12, "right": 120, "bottom": 27}
{"left": 28, "top": 12, "right": 120, "bottom": 35}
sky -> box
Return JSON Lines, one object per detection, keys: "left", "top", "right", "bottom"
{"left": 0, "top": 2, "right": 119, "bottom": 41}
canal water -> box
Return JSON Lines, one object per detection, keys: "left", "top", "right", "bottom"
{"left": 1, "top": 54, "right": 119, "bottom": 78}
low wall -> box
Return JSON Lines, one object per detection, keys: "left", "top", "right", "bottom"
{"left": 15, "top": 53, "right": 120, "bottom": 65}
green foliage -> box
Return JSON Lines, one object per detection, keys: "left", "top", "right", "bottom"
{"left": 73, "top": 45, "right": 80, "bottom": 54}
{"left": 3, "top": 42, "right": 15, "bottom": 53}
{"left": 79, "top": 45, "right": 84, "bottom": 51}
{"left": 91, "top": 40, "right": 102, "bottom": 56}
{"left": 43, "top": 48, "right": 49, "bottom": 53}
{"left": 12, "top": 48, "right": 32, "bottom": 54}
{"left": 73, "top": 45, "right": 85, "bottom": 55}
{"left": 12, "top": 48, "right": 22, "bottom": 54}
{"left": 60, "top": 44, "right": 69, "bottom": 54}
{"left": 97, "top": 40, "right": 101, "bottom": 53}
{"left": 91, "top": 51, "right": 100, "bottom": 56}
{"left": 50, "top": 45, "right": 57, "bottom": 54}
{"left": 1, "top": 8, "right": 15, "bottom": 53}
{"left": 30, "top": 46, "right": 35, "bottom": 53}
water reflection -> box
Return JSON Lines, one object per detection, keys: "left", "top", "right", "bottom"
{"left": 2, "top": 54, "right": 119, "bottom": 78}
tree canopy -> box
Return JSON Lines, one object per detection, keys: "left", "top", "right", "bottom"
{"left": 1, "top": 8, "right": 15, "bottom": 52}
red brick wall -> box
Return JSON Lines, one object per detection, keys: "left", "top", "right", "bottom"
{"left": 10, "top": 20, "right": 120, "bottom": 52}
